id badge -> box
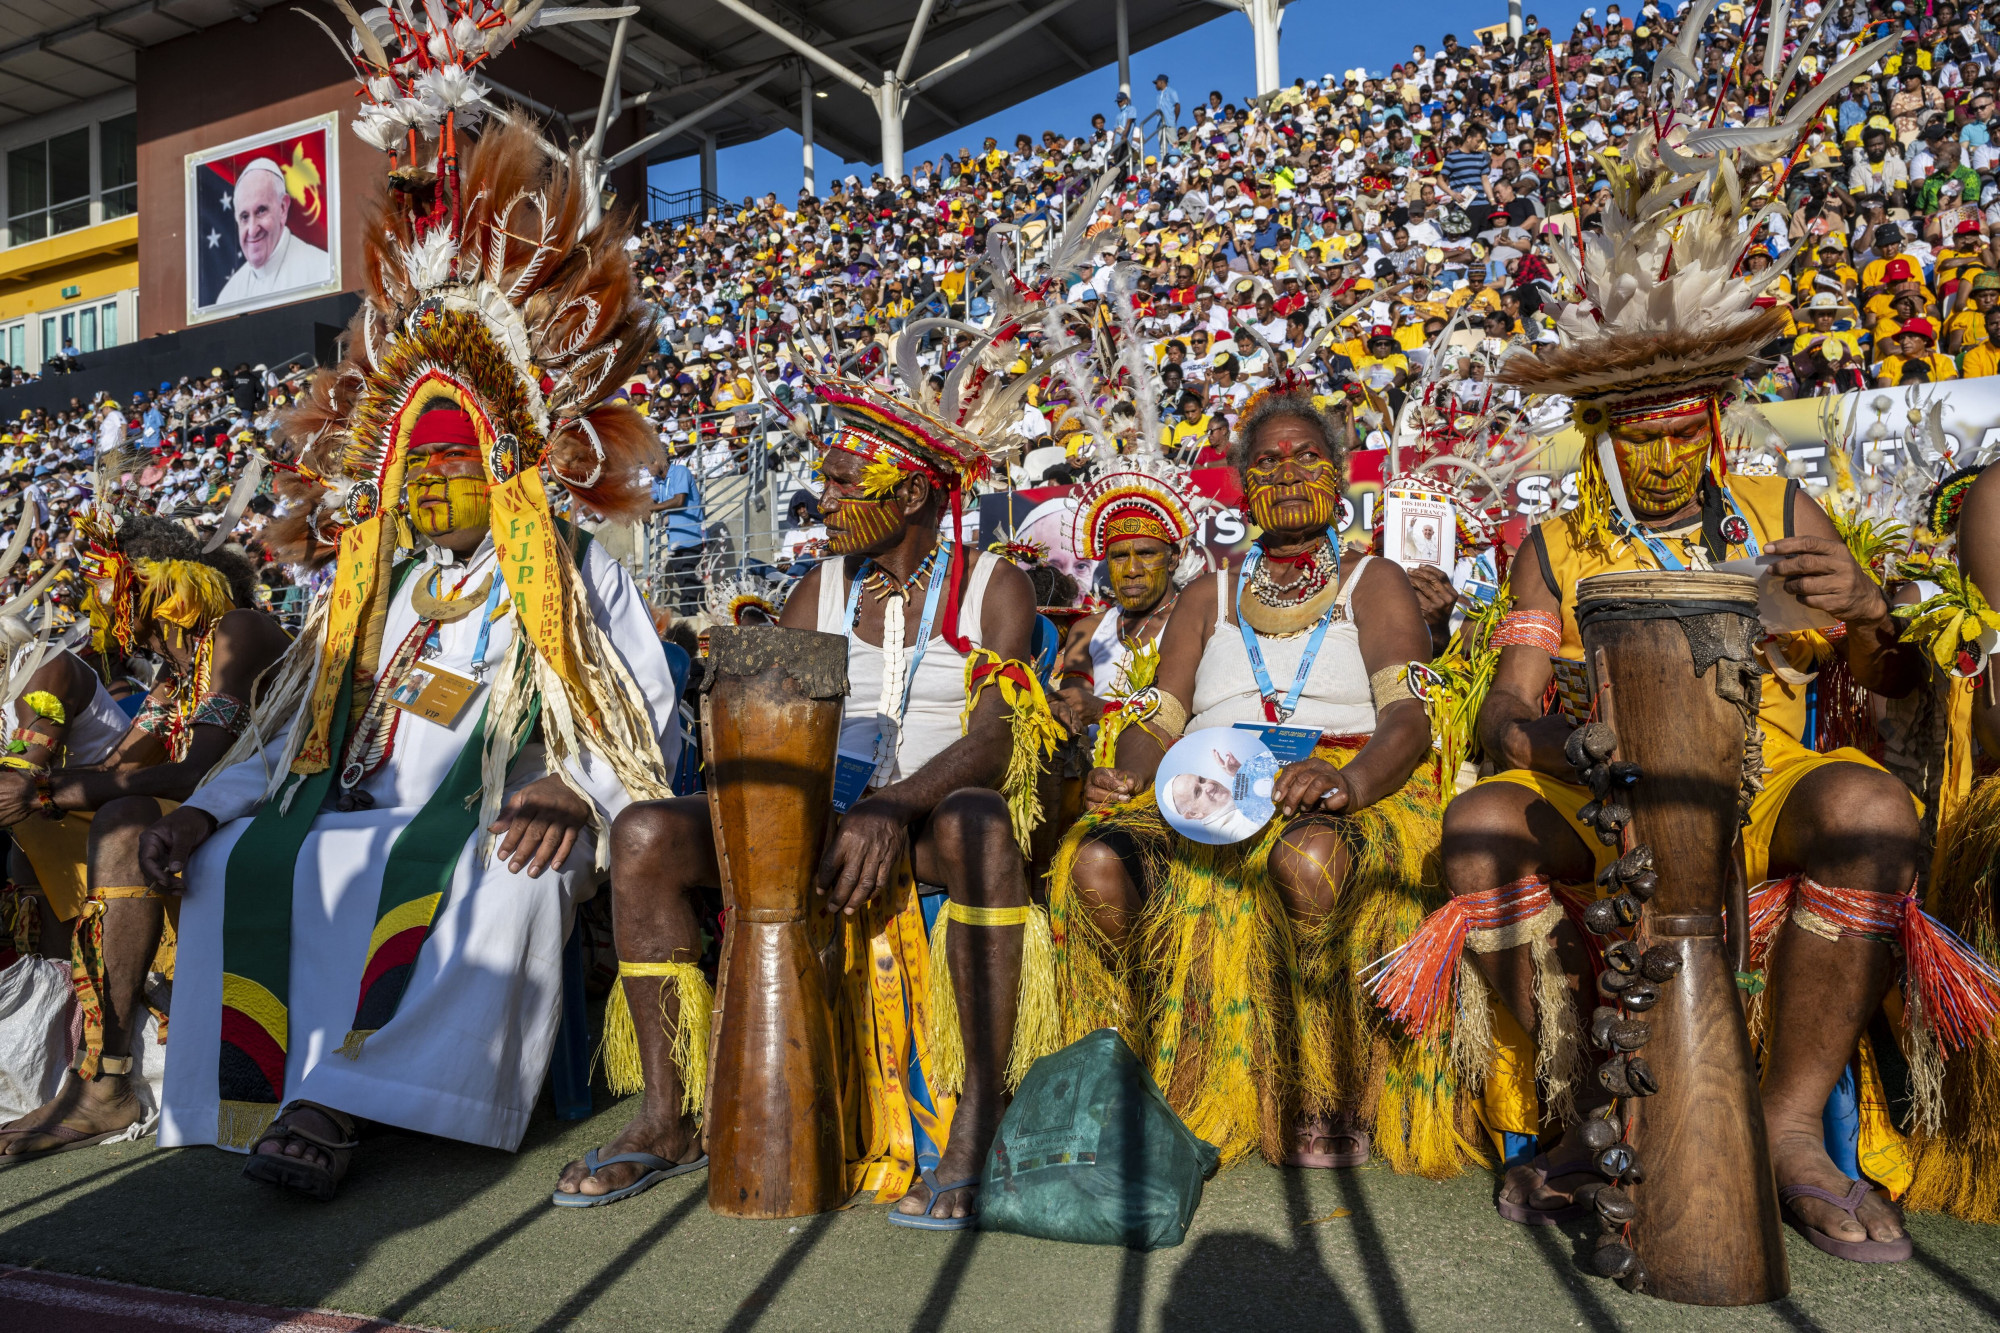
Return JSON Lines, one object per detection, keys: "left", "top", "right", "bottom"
{"left": 1232, "top": 722, "right": 1321, "bottom": 764}
{"left": 831, "top": 752, "right": 879, "bottom": 813}
{"left": 388, "top": 658, "right": 484, "bottom": 728}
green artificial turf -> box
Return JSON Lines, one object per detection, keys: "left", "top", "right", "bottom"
{"left": 2, "top": 1092, "right": 1996, "bottom": 1331}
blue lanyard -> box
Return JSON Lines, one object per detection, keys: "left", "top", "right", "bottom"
{"left": 1618, "top": 486, "right": 1760, "bottom": 570}
{"left": 844, "top": 542, "right": 950, "bottom": 718}
{"left": 421, "top": 565, "right": 507, "bottom": 677}
{"left": 470, "top": 573, "right": 507, "bottom": 678}
{"left": 1235, "top": 542, "right": 1341, "bottom": 724}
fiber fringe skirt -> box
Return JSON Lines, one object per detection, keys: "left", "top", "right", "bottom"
{"left": 1046, "top": 743, "right": 1482, "bottom": 1176}
{"left": 1905, "top": 773, "right": 2000, "bottom": 1224}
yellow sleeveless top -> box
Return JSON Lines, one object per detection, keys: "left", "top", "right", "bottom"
{"left": 1533, "top": 473, "right": 1815, "bottom": 768}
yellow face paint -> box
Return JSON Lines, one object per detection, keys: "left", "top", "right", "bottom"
{"left": 404, "top": 474, "right": 492, "bottom": 537}
{"left": 1610, "top": 409, "right": 1711, "bottom": 519}
{"left": 1246, "top": 454, "right": 1341, "bottom": 534}
{"left": 1104, "top": 537, "right": 1175, "bottom": 616}
{"left": 822, "top": 494, "right": 900, "bottom": 555}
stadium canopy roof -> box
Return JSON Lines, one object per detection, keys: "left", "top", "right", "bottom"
{"left": 518, "top": 0, "right": 1231, "bottom": 173}
{"left": 0, "top": 1, "right": 1238, "bottom": 170}
{"left": 0, "top": 0, "right": 289, "bottom": 132}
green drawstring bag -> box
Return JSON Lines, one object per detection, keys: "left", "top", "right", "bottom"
{"left": 978, "top": 1028, "right": 1220, "bottom": 1249}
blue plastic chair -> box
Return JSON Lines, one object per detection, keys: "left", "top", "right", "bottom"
{"left": 1031, "top": 613, "right": 1060, "bottom": 688}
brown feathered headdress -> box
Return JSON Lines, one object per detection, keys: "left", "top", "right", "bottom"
{"left": 214, "top": 5, "right": 670, "bottom": 827}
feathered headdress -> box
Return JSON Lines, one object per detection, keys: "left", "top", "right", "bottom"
{"left": 75, "top": 511, "right": 236, "bottom": 657}
{"left": 702, "top": 574, "right": 782, "bottom": 629}
{"left": 813, "top": 375, "right": 1011, "bottom": 653}
{"left": 1070, "top": 454, "right": 1205, "bottom": 562}
{"left": 219, "top": 1, "right": 669, "bottom": 831}
{"left": 1495, "top": 17, "right": 1896, "bottom": 542}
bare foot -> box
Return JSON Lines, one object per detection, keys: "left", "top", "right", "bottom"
{"left": 1767, "top": 1117, "right": 1906, "bottom": 1245}
{"left": 0, "top": 1072, "right": 142, "bottom": 1157}
{"left": 554, "top": 1113, "right": 702, "bottom": 1198}
{"left": 1497, "top": 1119, "right": 1602, "bottom": 1215}
{"left": 1285, "top": 1111, "right": 1371, "bottom": 1167}
{"left": 896, "top": 1103, "right": 997, "bottom": 1221}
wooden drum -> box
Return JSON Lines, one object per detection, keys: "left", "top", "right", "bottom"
{"left": 1575, "top": 570, "right": 1787, "bottom": 1306}
{"left": 701, "top": 625, "right": 849, "bottom": 1218}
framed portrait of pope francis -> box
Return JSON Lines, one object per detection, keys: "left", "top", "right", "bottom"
{"left": 185, "top": 112, "right": 340, "bottom": 324}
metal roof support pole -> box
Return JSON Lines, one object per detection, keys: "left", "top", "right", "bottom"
{"left": 704, "top": 0, "right": 876, "bottom": 97}
{"left": 875, "top": 75, "right": 907, "bottom": 181}
{"left": 1244, "top": 0, "right": 1280, "bottom": 94}
{"left": 604, "top": 64, "right": 791, "bottom": 170}
{"left": 582, "top": 14, "right": 630, "bottom": 229}
{"left": 700, "top": 132, "right": 719, "bottom": 197}
{"left": 1508, "top": 0, "right": 1523, "bottom": 39}
{"left": 586, "top": 15, "right": 630, "bottom": 162}
{"left": 1115, "top": 0, "right": 1131, "bottom": 97}
{"left": 800, "top": 63, "right": 816, "bottom": 196}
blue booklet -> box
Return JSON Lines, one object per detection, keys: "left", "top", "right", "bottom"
{"left": 831, "top": 753, "right": 879, "bottom": 813}
{"left": 1231, "top": 722, "right": 1322, "bottom": 764}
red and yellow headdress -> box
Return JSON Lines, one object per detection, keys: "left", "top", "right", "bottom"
{"left": 76, "top": 512, "right": 235, "bottom": 657}
{"left": 1494, "top": 132, "right": 1796, "bottom": 545}
{"left": 227, "top": 7, "right": 671, "bottom": 817}
{"left": 1070, "top": 456, "right": 1201, "bottom": 561}
{"left": 814, "top": 377, "right": 1001, "bottom": 653}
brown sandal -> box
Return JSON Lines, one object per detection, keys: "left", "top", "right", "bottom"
{"left": 241, "top": 1100, "right": 359, "bottom": 1202}
{"left": 0, "top": 1121, "right": 128, "bottom": 1166}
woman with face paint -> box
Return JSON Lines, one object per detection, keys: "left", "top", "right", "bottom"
{"left": 1053, "top": 458, "right": 1203, "bottom": 744}
{"left": 1047, "top": 386, "right": 1460, "bottom": 1178}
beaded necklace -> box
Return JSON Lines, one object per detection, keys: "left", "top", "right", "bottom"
{"left": 155, "top": 627, "right": 217, "bottom": 763}
{"left": 1247, "top": 535, "right": 1337, "bottom": 607}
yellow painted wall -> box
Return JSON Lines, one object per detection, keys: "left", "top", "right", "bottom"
{"left": 0, "top": 216, "right": 139, "bottom": 323}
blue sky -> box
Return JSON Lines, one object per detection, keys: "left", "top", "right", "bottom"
{"left": 645, "top": 1, "right": 1604, "bottom": 205}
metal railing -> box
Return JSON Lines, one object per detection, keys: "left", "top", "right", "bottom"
{"left": 635, "top": 403, "right": 810, "bottom": 614}
{"left": 648, "top": 185, "right": 731, "bottom": 226}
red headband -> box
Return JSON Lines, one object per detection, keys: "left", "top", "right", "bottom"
{"left": 410, "top": 405, "right": 479, "bottom": 451}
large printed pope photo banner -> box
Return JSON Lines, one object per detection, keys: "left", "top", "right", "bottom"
{"left": 987, "top": 376, "right": 2000, "bottom": 595}
{"left": 185, "top": 111, "right": 341, "bottom": 324}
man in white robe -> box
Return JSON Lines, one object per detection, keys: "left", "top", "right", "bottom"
{"left": 147, "top": 422, "right": 677, "bottom": 1189}
{"left": 212, "top": 160, "right": 332, "bottom": 307}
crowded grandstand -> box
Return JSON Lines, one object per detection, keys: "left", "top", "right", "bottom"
{"left": 7, "top": 0, "right": 2000, "bottom": 621}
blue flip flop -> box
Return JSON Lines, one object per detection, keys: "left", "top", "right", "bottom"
{"left": 550, "top": 1147, "right": 708, "bottom": 1208}
{"left": 886, "top": 1167, "right": 981, "bottom": 1231}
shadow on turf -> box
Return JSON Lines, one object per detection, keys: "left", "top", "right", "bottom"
{"left": 1155, "top": 1166, "right": 1374, "bottom": 1331}
{"left": 0, "top": 1094, "right": 592, "bottom": 1314}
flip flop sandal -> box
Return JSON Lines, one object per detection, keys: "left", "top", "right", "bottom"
{"left": 1283, "top": 1121, "right": 1373, "bottom": 1169}
{"left": 241, "top": 1100, "right": 360, "bottom": 1203}
{"left": 886, "top": 1167, "right": 981, "bottom": 1232}
{"left": 1780, "top": 1178, "right": 1913, "bottom": 1264}
{"left": 1494, "top": 1152, "right": 1597, "bottom": 1225}
{"left": 550, "top": 1148, "right": 708, "bottom": 1208}
{"left": 0, "top": 1121, "right": 128, "bottom": 1167}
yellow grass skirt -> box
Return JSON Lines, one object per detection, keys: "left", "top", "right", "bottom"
{"left": 1905, "top": 772, "right": 2000, "bottom": 1224}
{"left": 1047, "top": 744, "right": 1481, "bottom": 1176}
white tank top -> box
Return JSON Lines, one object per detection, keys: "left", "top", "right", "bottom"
{"left": 1188, "top": 554, "right": 1377, "bottom": 737}
{"left": 1085, "top": 609, "right": 1136, "bottom": 695}
{"left": 816, "top": 549, "right": 998, "bottom": 786}
{"left": 43, "top": 652, "right": 128, "bottom": 767}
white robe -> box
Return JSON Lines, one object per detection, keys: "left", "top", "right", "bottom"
{"left": 214, "top": 228, "right": 333, "bottom": 306}
{"left": 160, "top": 536, "right": 678, "bottom": 1152}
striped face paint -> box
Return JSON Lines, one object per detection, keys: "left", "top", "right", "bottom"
{"left": 1609, "top": 406, "right": 1711, "bottom": 519}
